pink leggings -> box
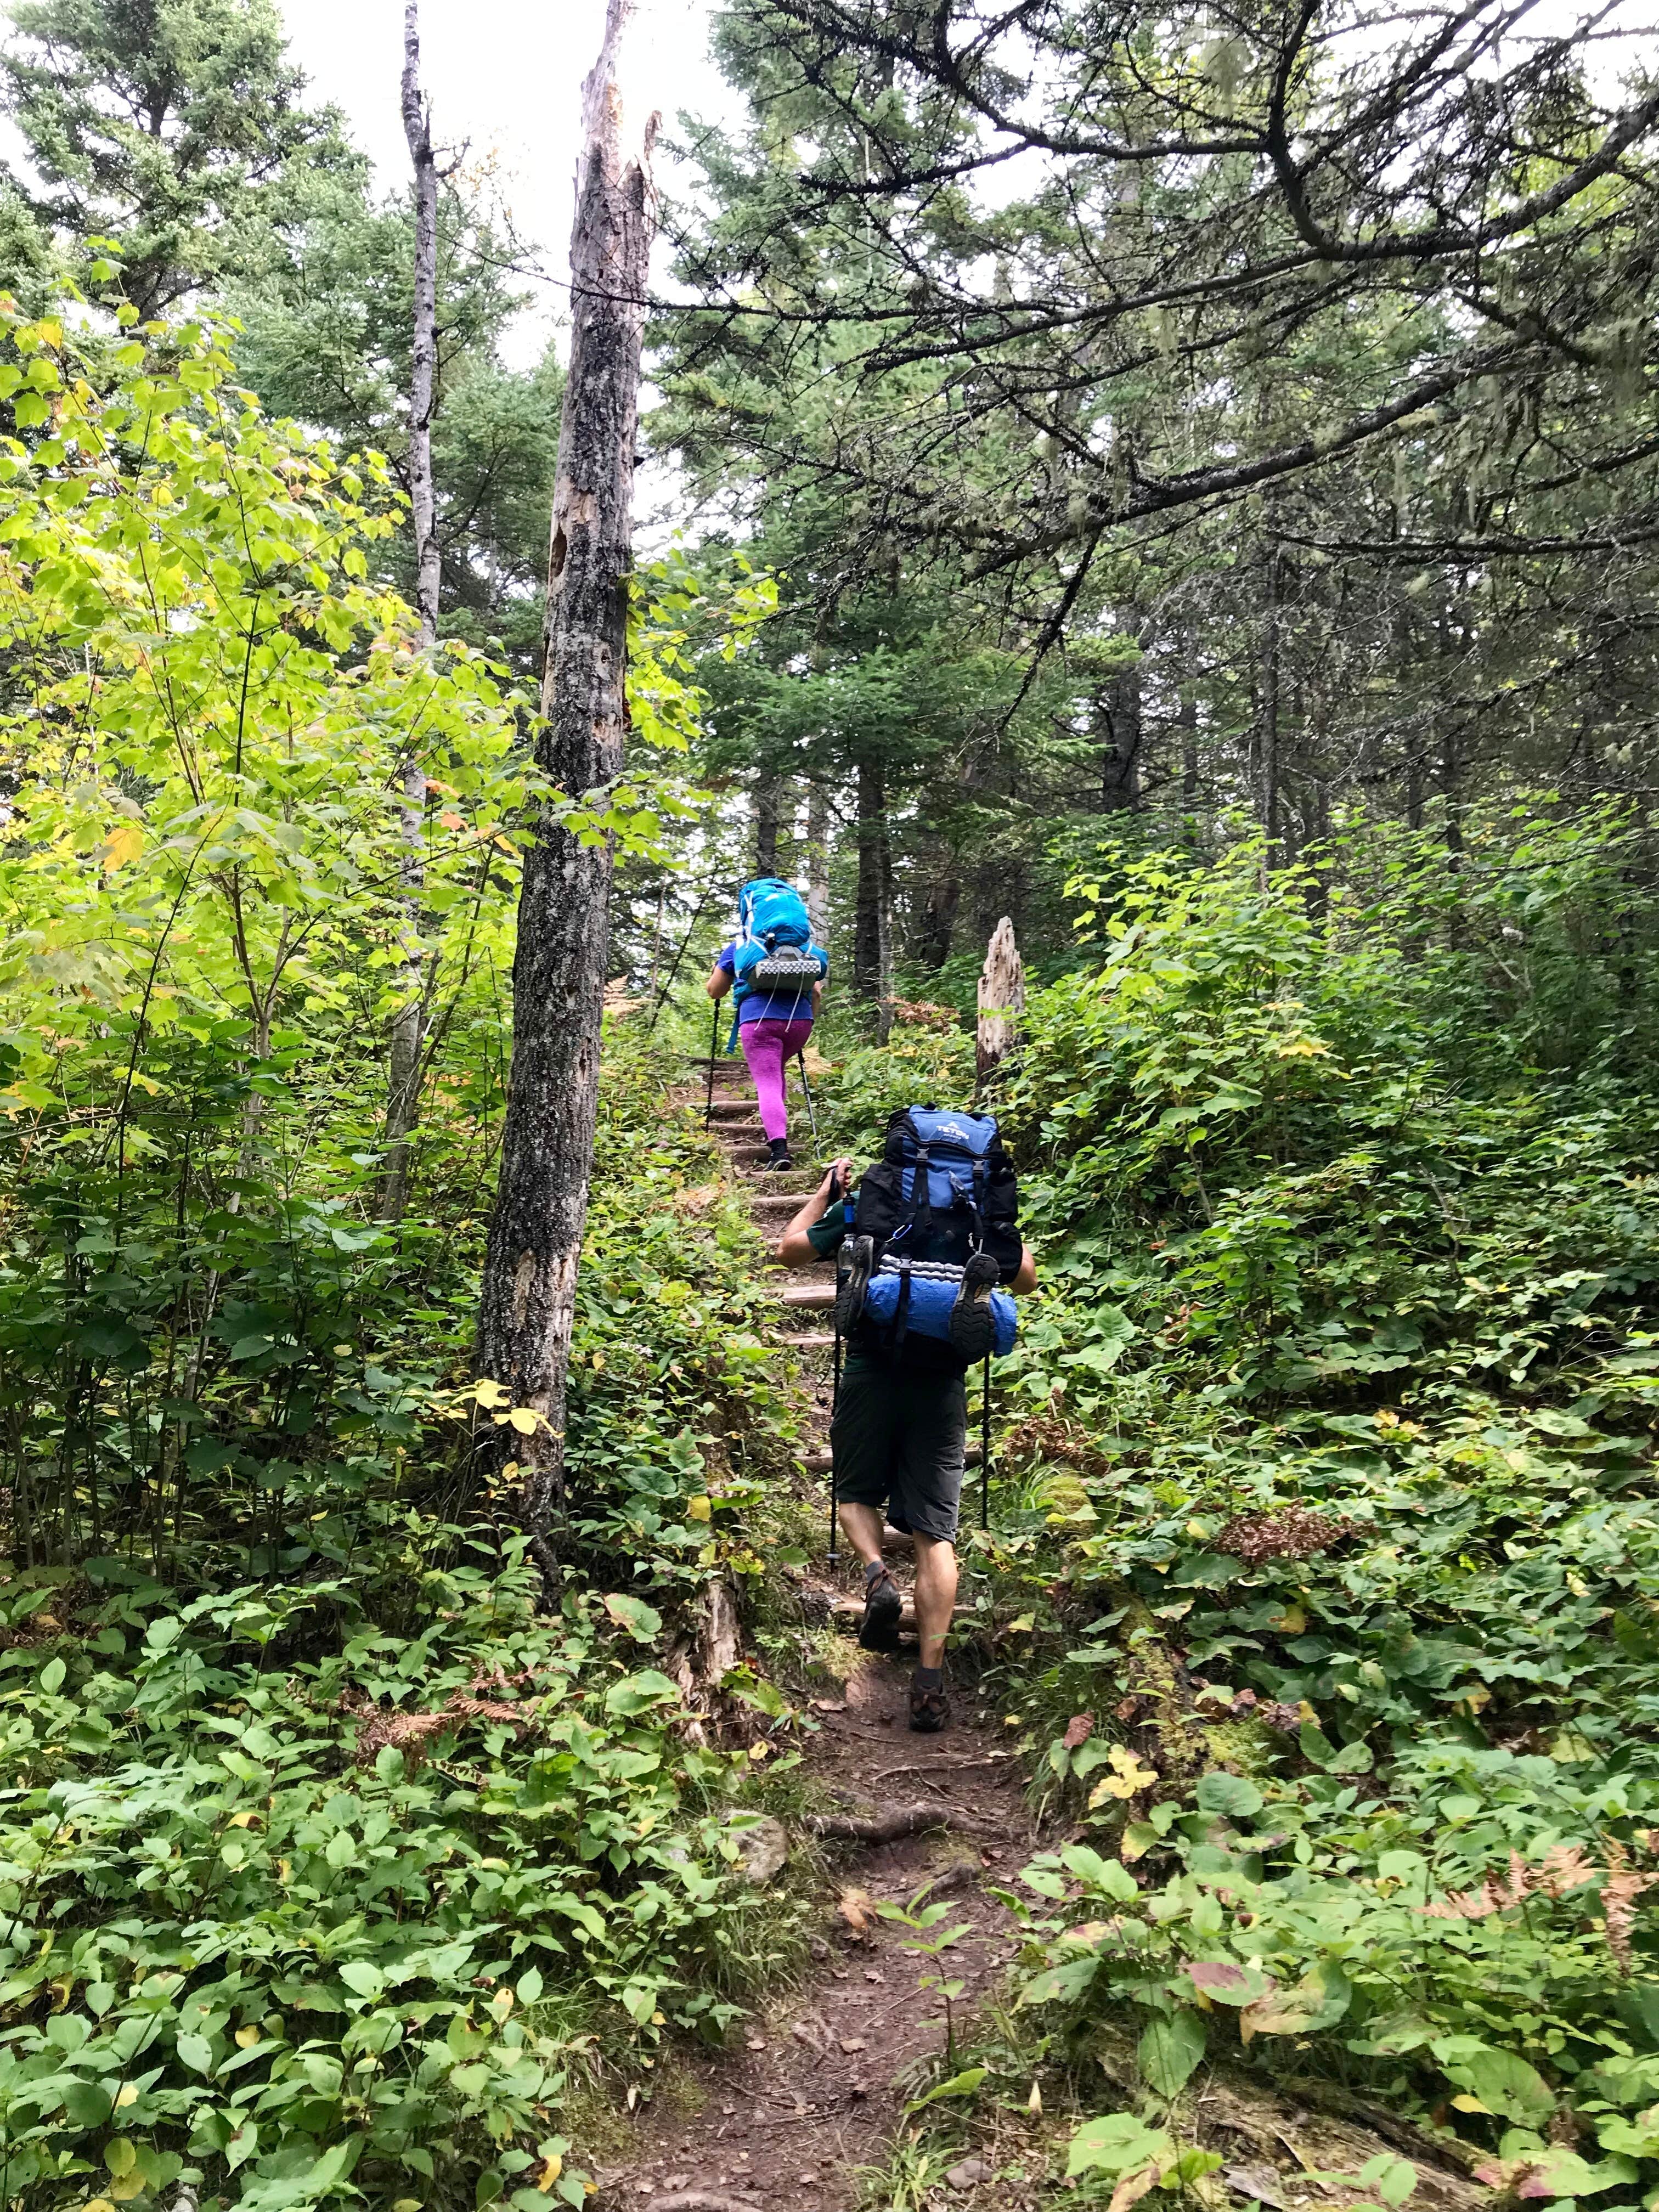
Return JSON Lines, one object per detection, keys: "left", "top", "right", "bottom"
{"left": 741, "top": 1017, "right": 814, "bottom": 1142}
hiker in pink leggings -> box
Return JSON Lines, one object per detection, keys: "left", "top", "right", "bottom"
{"left": 706, "top": 943, "right": 826, "bottom": 1170}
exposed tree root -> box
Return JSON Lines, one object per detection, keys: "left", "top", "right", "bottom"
{"left": 805, "top": 1801, "right": 997, "bottom": 1842}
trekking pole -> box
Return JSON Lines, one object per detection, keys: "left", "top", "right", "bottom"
{"left": 981, "top": 1350, "right": 992, "bottom": 1532}
{"left": 828, "top": 1295, "right": 843, "bottom": 1567}
{"left": 703, "top": 994, "right": 719, "bottom": 1130}
{"left": 796, "top": 1051, "right": 820, "bottom": 1159}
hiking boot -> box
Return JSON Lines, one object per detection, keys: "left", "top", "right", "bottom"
{"left": 764, "top": 1136, "right": 794, "bottom": 1171}
{"left": 909, "top": 1680, "right": 950, "bottom": 1733}
{"left": 858, "top": 1564, "right": 903, "bottom": 1654}
{"left": 834, "top": 1232, "right": 874, "bottom": 1335}
{"left": 947, "top": 1250, "right": 1002, "bottom": 1361}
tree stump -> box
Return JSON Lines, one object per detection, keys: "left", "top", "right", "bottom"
{"left": 976, "top": 916, "right": 1024, "bottom": 1093}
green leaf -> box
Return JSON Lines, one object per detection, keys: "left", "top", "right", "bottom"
{"left": 906, "top": 2065, "right": 987, "bottom": 2113}
{"left": 1138, "top": 2008, "right": 1206, "bottom": 2100}
{"left": 1066, "top": 2112, "right": 1176, "bottom": 2180}
{"left": 1194, "top": 1771, "right": 1263, "bottom": 1820}
{"left": 176, "top": 2032, "right": 214, "bottom": 2075}
{"left": 62, "top": 2078, "right": 112, "bottom": 2126}
{"left": 1240, "top": 1962, "right": 1352, "bottom": 2042}
{"left": 601, "top": 1593, "right": 662, "bottom": 1641}
{"left": 339, "top": 1960, "right": 385, "bottom": 2000}
{"left": 603, "top": 1669, "right": 679, "bottom": 1715}
{"left": 39, "top": 1657, "right": 65, "bottom": 1695}
{"left": 1442, "top": 2045, "right": 1554, "bottom": 2124}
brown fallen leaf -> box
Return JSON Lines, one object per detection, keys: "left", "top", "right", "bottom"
{"left": 837, "top": 1886, "right": 877, "bottom": 1940}
{"left": 1063, "top": 1711, "right": 1096, "bottom": 1750}
{"left": 838, "top": 2036, "right": 867, "bottom": 2053}
{"left": 812, "top": 1699, "right": 849, "bottom": 1714}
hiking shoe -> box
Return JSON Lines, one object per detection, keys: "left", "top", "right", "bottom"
{"left": 947, "top": 1250, "right": 1002, "bottom": 1361}
{"left": 909, "top": 1681, "right": 951, "bottom": 1733}
{"left": 763, "top": 1137, "right": 794, "bottom": 1171}
{"left": 858, "top": 1565, "right": 904, "bottom": 1654}
{"left": 834, "top": 1233, "right": 874, "bottom": 1335}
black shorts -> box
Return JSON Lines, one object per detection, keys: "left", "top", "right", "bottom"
{"left": 831, "top": 1356, "right": 967, "bottom": 1544}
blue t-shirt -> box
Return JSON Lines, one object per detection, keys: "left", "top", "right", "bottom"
{"left": 718, "top": 941, "right": 826, "bottom": 1026}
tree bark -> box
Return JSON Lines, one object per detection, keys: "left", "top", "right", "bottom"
{"left": 1097, "top": 661, "right": 1143, "bottom": 811}
{"left": 853, "top": 755, "right": 891, "bottom": 1038}
{"left": 475, "top": 0, "right": 655, "bottom": 1594}
{"left": 752, "top": 771, "right": 781, "bottom": 876}
{"left": 380, "top": 0, "right": 441, "bottom": 1221}
{"left": 805, "top": 778, "right": 830, "bottom": 943}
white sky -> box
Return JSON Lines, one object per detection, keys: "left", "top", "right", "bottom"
{"left": 276, "top": 0, "right": 740, "bottom": 365}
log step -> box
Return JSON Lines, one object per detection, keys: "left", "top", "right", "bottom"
{"left": 830, "top": 1594, "right": 918, "bottom": 1634}
{"left": 747, "top": 1189, "right": 810, "bottom": 1211}
{"left": 781, "top": 1332, "right": 837, "bottom": 1351}
{"left": 802, "top": 1446, "right": 983, "bottom": 1474}
{"left": 775, "top": 1282, "right": 836, "bottom": 1309}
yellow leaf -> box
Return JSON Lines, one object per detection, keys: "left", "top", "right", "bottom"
{"left": 101, "top": 821, "right": 144, "bottom": 871}
{"left": 537, "top": 2153, "right": 565, "bottom": 2190}
{"left": 105, "top": 2141, "right": 136, "bottom": 2177}
{"left": 1269, "top": 1604, "right": 1306, "bottom": 1634}
{"left": 228, "top": 1810, "right": 259, "bottom": 1828}
{"left": 1109, "top": 2164, "right": 1162, "bottom": 2212}
{"left": 1007, "top": 1613, "right": 1035, "bottom": 1634}
{"left": 1451, "top": 2094, "right": 1491, "bottom": 2114}
{"left": 235, "top": 2023, "right": 261, "bottom": 2047}
{"left": 113, "top": 2084, "right": 138, "bottom": 2110}
{"left": 473, "top": 1378, "right": 509, "bottom": 1407}
{"left": 507, "top": 1407, "right": 541, "bottom": 1435}
{"left": 111, "top": 2181, "right": 145, "bottom": 2207}
{"left": 86, "top": 2202, "right": 116, "bottom": 2212}
{"left": 686, "top": 1495, "right": 712, "bottom": 1521}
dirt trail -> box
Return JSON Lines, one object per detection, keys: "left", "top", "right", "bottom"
{"left": 594, "top": 1057, "right": 1034, "bottom": 2212}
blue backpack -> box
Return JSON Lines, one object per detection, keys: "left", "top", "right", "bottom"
{"left": 848, "top": 1107, "right": 1022, "bottom": 1363}
{"left": 727, "top": 877, "right": 826, "bottom": 1047}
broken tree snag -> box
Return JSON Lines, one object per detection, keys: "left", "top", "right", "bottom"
{"left": 473, "top": 0, "right": 657, "bottom": 1595}
{"left": 975, "top": 915, "right": 1024, "bottom": 1094}
{"left": 379, "top": 0, "right": 441, "bottom": 1224}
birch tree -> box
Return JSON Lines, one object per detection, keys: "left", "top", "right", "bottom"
{"left": 379, "top": 0, "right": 441, "bottom": 1221}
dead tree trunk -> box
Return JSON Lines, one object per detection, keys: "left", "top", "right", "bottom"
{"left": 475, "top": 0, "right": 656, "bottom": 1594}
{"left": 976, "top": 916, "right": 1024, "bottom": 1097}
{"left": 380, "top": 0, "right": 441, "bottom": 1221}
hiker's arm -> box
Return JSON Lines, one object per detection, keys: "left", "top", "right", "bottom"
{"left": 706, "top": 961, "right": 731, "bottom": 1001}
{"left": 1012, "top": 1243, "right": 1037, "bottom": 1295}
{"left": 776, "top": 1158, "right": 853, "bottom": 1267}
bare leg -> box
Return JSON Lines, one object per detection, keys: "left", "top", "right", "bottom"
{"left": 838, "top": 1500, "right": 887, "bottom": 1570}
{"left": 911, "top": 1532, "right": 958, "bottom": 1670}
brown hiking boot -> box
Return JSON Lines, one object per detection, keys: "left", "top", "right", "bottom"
{"left": 858, "top": 1565, "right": 903, "bottom": 1653}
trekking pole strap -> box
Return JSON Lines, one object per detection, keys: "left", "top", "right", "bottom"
{"left": 704, "top": 995, "right": 719, "bottom": 1128}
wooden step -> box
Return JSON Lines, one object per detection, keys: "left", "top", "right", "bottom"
{"left": 781, "top": 1332, "right": 837, "bottom": 1351}
{"left": 830, "top": 1593, "right": 918, "bottom": 1634}
{"left": 775, "top": 1282, "right": 836, "bottom": 1310}
{"left": 802, "top": 1445, "right": 983, "bottom": 1474}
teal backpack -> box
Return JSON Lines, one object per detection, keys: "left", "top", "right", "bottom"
{"left": 727, "top": 878, "right": 825, "bottom": 1047}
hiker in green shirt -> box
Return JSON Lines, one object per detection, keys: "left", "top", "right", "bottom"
{"left": 776, "top": 1158, "right": 1036, "bottom": 1732}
